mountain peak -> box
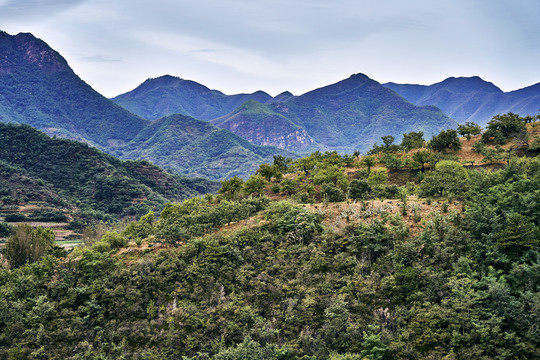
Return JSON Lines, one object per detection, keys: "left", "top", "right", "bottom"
{"left": 437, "top": 76, "right": 503, "bottom": 93}
{"left": 0, "top": 31, "right": 69, "bottom": 74}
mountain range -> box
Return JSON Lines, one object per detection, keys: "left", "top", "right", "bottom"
{"left": 114, "top": 74, "right": 457, "bottom": 152}
{"left": 384, "top": 76, "right": 540, "bottom": 126}
{"left": 0, "top": 31, "right": 285, "bottom": 179}
{"left": 3, "top": 30, "right": 538, "bottom": 180}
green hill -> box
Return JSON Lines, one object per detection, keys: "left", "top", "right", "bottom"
{"left": 121, "top": 114, "right": 294, "bottom": 180}
{"left": 0, "top": 123, "right": 218, "bottom": 221}
{"left": 1, "top": 120, "right": 539, "bottom": 358}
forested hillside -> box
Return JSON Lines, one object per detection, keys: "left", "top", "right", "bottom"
{"left": 0, "top": 31, "right": 290, "bottom": 180}
{"left": 212, "top": 74, "right": 456, "bottom": 152}
{"left": 0, "top": 31, "right": 149, "bottom": 149}
{"left": 0, "top": 123, "right": 218, "bottom": 224}
{"left": 120, "top": 114, "right": 293, "bottom": 180}
{"left": 1, "top": 114, "right": 538, "bottom": 359}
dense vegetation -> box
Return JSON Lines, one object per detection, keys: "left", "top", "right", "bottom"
{"left": 0, "top": 123, "right": 218, "bottom": 224}
{"left": 120, "top": 114, "right": 293, "bottom": 180}
{"left": 1, "top": 114, "right": 538, "bottom": 359}
{"left": 0, "top": 32, "right": 291, "bottom": 180}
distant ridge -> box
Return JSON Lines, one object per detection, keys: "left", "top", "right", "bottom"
{"left": 384, "top": 76, "right": 540, "bottom": 126}
{"left": 116, "top": 73, "right": 456, "bottom": 153}
{"left": 112, "top": 75, "right": 273, "bottom": 121}
{"left": 212, "top": 73, "right": 456, "bottom": 152}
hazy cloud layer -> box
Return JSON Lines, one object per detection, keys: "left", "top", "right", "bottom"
{"left": 1, "top": 0, "right": 539, "bottom": 97}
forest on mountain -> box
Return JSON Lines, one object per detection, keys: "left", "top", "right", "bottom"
{"left": 0, "top": 123, "right": 218, "bottom": 225}
{"left": 1, "top": 113, "right": 539, "bottom": 359}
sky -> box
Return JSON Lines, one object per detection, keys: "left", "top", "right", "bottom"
{"left": 1, "top": 0, "right": 539, "bottom": 97}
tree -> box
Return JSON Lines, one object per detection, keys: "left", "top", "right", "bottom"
{"left": 242, "top": 175, "right": 267, "bottom": 197}
{"left": 361, "top": 156, "right": 376, "bottom": 174}
{"left": 481, "top": 113, "right": 527, "bottom": 144}
{"left": 311, "top": 165, "right": 349, "bottom": 191}
{"left": 348, "top": 179, "right": 371, "bottom": 200}
{"left": 367, "top": 168, "right": 388, "bottom": 188}
{"left": 257, "top": 163, "right": 280, "bottom": 182}
{"left": 458, "top": 122, "right": 482, "bottom": 140}
{"left": 3, "top": 224, "right": 55, "bottom": 269}
{"left": 382, "top": 153, "right": 402, "bottom": 172}
{"left": 419, "top": 160, "right": 469, "bottom": 197}
{"left": 322, "top": 184, "right": 345, "bottom": 202}
{"left": 293, "top": 156, "right": 316, "bottom": 176}
{"left": 428, "top": 129, "right": 462, "bottom": 152}
{"left": 401, "top": 131, "right": 425, "bottom": 152}
{"left": 495, "top": 213, "right": 540, "bottom": 256}
{"left": 280, "top": 178, "right": 297, "bottom": 196}
{"left": 218, "top": 176, "right": 244, "bottom": 199}
{"left": 412, "top": 149, "right": 434, "bottom": 172}
{"left": 273, "top": 154, "right": 292, "bottom": 173}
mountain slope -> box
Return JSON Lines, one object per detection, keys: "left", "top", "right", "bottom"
{"left": 384, "top": 76, "right": 540, "bottom": 126}
{"left": 214, "top": 74, "right": 456, "bottom": 152}
{"left": 120, "top": 114, "right": 292, "bottom": 180}
{"left": 0, "top": 123, "right": 218, "bottom": 218}
{"left": 212, "top": 100, "right": 315, "bottom": 151}
{"left": 0, "top": 31, "right": 149, "bottom": 149}
{"left": 111, "top": 75, "right": 273, "bottom": 121}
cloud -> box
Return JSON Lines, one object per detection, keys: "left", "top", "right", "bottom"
{"left": 0, "top": 0, "right": 88, "bottom": 20}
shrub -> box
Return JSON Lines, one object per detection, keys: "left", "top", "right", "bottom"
{"left": 322, "top": 184, "right": 345, "bottom": 202}
{"left": 4, "top": 213, "right": 26, "bottom": 222}
{"left": 348, "top": 179, "right": 371, "bottom": 200}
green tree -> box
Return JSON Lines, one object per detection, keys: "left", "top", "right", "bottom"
{"left": 311, "top": 165, "right": 349, "bottom": 191}
{"left": 242, "top": 175, "right": 267, "bottom": 197}
{"left": 419, "top": 160, "right": 469, "bottom": 197}
{"left": 273, "top": 154, "right": 292, "bottom": 173}
{"left": 218, "top": 176, "right": 244, "bottom": 199}
{"left": 458, "top": 122, "right": 482, "bottom": 140}
{"left": 381, "top": 153, "right": 402, "bottom": 172}
{"left": 428, "top": 129, "right": 462, "bottom": 152}
{"left": 257, "top": 163, "right": 279, "bottom": 182}
{"left": 3, "top": 224, "right": 55, "bottom": 269}
{"left": 481, "top": 113, "right": 528, "bottom": 144}
{"left": 495, "top": 213, "right": 540, "bottom": 255}
{"left": 361, "top": 156, "right": 376, "bottom": 174}
{"left": 322, "top": 184, "right": 345, "bottom": 202}
{"left": 412, "top": 149, "right": 434, "bottom": 172}
{"left": 401, "top": 131, "right": 425, "bottom": 152}
{"left": 348, "top": 179, "right": 371, "bottom": 200}
{"left": 367, "top": 168, "right": 388, "bottom": 188}
{"left": 280, "top": 178, "right": 298, "bottom": 196}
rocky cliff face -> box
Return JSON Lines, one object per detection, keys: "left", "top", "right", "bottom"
{"left": 0, "top": 32, "right": 69, "bottom": 74}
